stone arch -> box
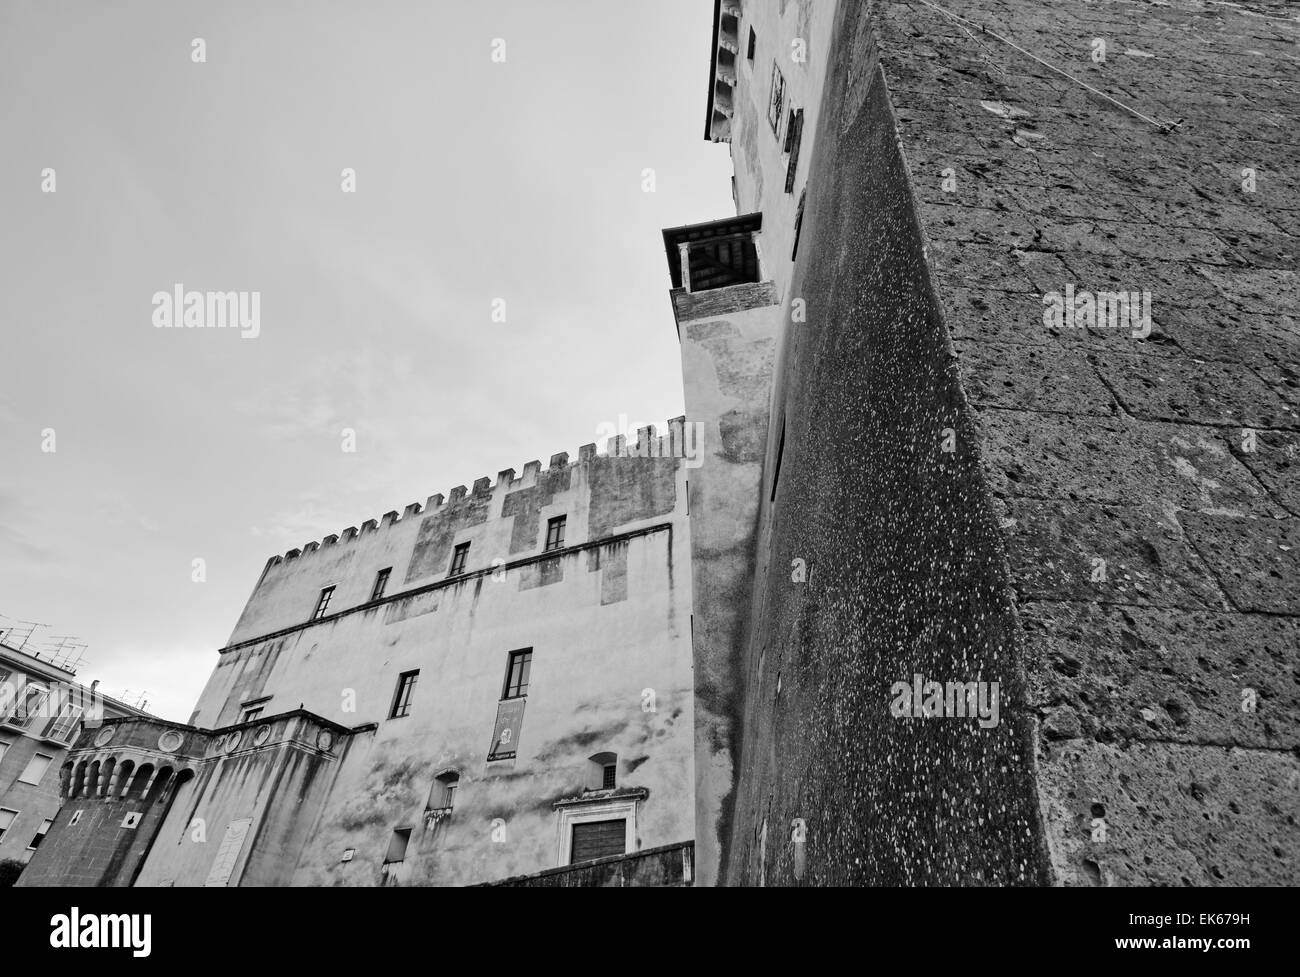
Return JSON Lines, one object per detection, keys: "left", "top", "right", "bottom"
{"left": 114, "top": 759, "right": 136, "bottom": 798}
{"left": 126, "top": 762, "right": 154, "bottom": 800}
{"left": 59, "top": 761, "right": 74, "bottom": 800}
{"left": 145, "top": 766, "right": 175, "bottom": 804}
{"left": 86, "top": 759, "right": 101, "bottom": 797}
{"left": 70, "top": 760, "right": 88, "bottom": 799}
{"left": 98, "top": 757, "right": 116, "bottom": 797}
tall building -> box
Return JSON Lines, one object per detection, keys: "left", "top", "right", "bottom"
{"left": 18, "top": 0, "right": 1299, "bottom": 887}
{"left": 20, "top": 433, "right": 697, "bottom": 887}
{"left": 0, "top": 639, "right": 151, "bottom": 875}
{"left": 681, "top": 0, "right": 1298, "bottom": 886}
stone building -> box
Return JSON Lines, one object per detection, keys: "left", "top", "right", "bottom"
{"left": 20, "top": 434, "right": 696, "bottom": 886}
{"left": 18, "top": 0, "right": 1299, "bottom": 887}
{"left": 0, "top": 639, "right": 150, "bottom": 873}
{"left": 682, "top": 0, "right": 1298, "bottom": 886}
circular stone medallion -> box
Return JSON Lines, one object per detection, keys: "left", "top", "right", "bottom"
{"left": 252, "top": 724, "right": 272, "bottom": 747}
{"left": 157, "top": 730, "right": 184, "bottom": 753}
{"left": 93, "top": 725, "right": 115, "bottom": 747}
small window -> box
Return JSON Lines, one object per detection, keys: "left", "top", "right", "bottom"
{"left": 588, "top": 751, "right": 617, "bottom": 791}
{"left": 545, "top": 516, "right": 566, "bottom": 552}
{"left": 240, "top": 697, "right": 270, "bottom": 724}
{"left": 448, "top": 542, "right": 470, "bottom": 576}
{"left": 768, "top": 62, "right": 786, "bottom": 137}
{"left": 371, "top": 568, "right": 392, "bottom": 601}
{"left": 0, "top": 809, "right": 17, "bottom": 843}
{"left": 390, "top": 670, "right": 419, "bottom": 719}
{"left": 747, "top": 27, "right": 756, "bottom": 60}
{"left": 18, "top": 752, "right": 53, "bottom": 786}
{"left": 28, "top": 818, "right": 53, "bottom": 851}
{"left": 0, "top": 740, "right": 8, "bottom": 764}
{"left": 384, "top": 827, "right": 411, "bottom": 865}
{"left": 312, "top": 586, "right": 335, "bottom": 620}
{"left": 428, "top": 771, "right": 459, "bottom": 812}
{"left": 502, "top": 649, "right": 532, "bottom": 700}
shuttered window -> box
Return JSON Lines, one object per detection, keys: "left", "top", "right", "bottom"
{"left": 570, "top": 819, "right": 626, "bottom": 864}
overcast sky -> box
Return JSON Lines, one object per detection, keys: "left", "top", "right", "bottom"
{"left": 0, "top": 0, "right": 733, "bottom": 721}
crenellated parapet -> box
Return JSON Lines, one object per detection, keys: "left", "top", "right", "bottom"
{"left": 265, "top": 417, "right": 693, "bottom": 569}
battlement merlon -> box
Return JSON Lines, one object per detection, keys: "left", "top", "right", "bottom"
{"left": 259, "top": 416, "right": 693, "bottom": 570}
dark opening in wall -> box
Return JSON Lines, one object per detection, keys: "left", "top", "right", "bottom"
{"left": 792, "top": 188, "right": 807, "bottom": 260}
{"left": 771, "top": 417, "right": 787, "bottom": 503}
{"left": 747, "top": 27, "right": 756, "bottom": 60}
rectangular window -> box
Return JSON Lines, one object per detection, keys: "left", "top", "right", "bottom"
{"left": 0, "top": 809, "right": 17, "bottom": 844}
{"left": 747, "top": 27, "right": 756, "bottom": 60}
{"left": 448, "top": 542, "right": 470, "bottom": 576}
{"left": 28, "top": 818, "right": 53, "bottom": 851}
{"left": 0, "top": 740, "right": 8, "bottom": 765}
{"left": 241, "top": 706, "right": 264, "bottom": 723}
{"left": 784, "top": 108, "right": 804, "bottom": 193}
{"left": 544, "top": 516, "right": 566, "bottom": 552}
{"left": 371, "top": 568, "right": 392, "bottom": 601}
{"left": 312, "top": 586, "right": 335, "bottom": 620}
{"left": 384, "top": 827, "right": 411, "bottom": 865}
{"left": 502, "top": 649, "right": 532, "bottom": 700}
{"left": 18, "top": 753, "right": 53, "bottom": 786}
{"left": 7, "top": 685, "right": 48, "bottom": 730}
{"left": 47, "top": 704, "right": 83, "bottom": 743}
{"left": 390, "top": 670, "right": 419, "bottom": 719}
{"left": 768, "top": 62, "right": 786, "bottom": 137}
{"left": 602, "top": 763, "right": 617, "bottom": 789}
{"left": 570, "top": 819, "right": 627, "bottom": 864}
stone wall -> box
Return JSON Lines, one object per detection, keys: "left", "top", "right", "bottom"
{"left": 719, "top": 0, "right": 1298, "bottom": 885}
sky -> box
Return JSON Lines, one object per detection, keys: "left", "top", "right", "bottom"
{"left": 0, "top": 0, "right": 734, "bottom": 721}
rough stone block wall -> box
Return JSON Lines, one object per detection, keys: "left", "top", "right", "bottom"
{"left": 877, "top": 0, "right": 1299, "bottom": 884}
{"left": 724, "top": 0, "right": 1051, "bottom": 886}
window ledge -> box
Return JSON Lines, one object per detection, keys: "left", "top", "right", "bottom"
{"left": 554, "top": 786, "right": 648, "bottom": 809}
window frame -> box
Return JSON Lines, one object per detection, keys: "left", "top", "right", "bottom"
{"left": 544, "top": 516, "right": 566, "bottom": 552}
{"left": 17, "top": 752, "right": 53, "bottom": 786}
{"left": 390, "top": 670, "right": 420, "bottom": 719}
{"left": 501, "top": 649, "right": 533, "bottom": 700}
{"left": 448, "top": 541, "right": 470, "bottom": 577}
{"left": 312, "top": 586, "right": 336, "bottom": 621}
{"left": 0, "top": 807, "right": 19, "bottom": 843}
{"left": 27, "top": 817, "right": 53, "bottom": 851}
{"left": 371, "top": 567, "right": 392, "bottom": 601}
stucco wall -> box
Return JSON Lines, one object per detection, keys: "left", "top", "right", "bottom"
{"left": 185, "top": 446, "right": 695, "bottom": 886}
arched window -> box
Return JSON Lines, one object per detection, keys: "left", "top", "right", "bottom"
{"left": 588, "top": 752, "right": 617, "bottom": 791}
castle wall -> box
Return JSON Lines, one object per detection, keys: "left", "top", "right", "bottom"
{"left": 178, "top": 438, "right": 695, "bottom": 886}
{"left": 878, "top": 0, "right": 1300, "bottom": 885}
{"left": 705, "top": 0, "right": 1299, "bottom": 885}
